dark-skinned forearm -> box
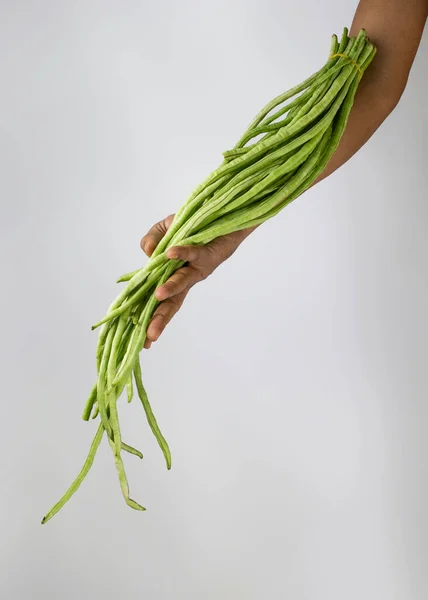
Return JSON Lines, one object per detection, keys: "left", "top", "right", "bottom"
{"left": 228, "top": 0, "right": 427, "bottom": 248}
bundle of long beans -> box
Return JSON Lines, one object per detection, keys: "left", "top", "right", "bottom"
{"left": 42, "top": 28, "right": 376, "bottom": 523}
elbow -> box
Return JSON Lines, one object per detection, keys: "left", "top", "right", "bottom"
{"left": 387, "top": 90, "right": 405, "bottom": 115}
{"left": 379, "top": 79, "right": 408, "bottom": 116}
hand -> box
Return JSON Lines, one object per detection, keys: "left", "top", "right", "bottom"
{"left": 141, "top": 214, "right": 254, "bottom": 348}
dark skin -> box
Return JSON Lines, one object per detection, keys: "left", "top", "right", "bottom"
{"left": 141, "top": 0, "right": 428, "bottom": 349}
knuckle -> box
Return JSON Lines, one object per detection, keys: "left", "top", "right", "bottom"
{"left": 206, "top": 244, "right": 218, "bottom": 259}
{"left": 165, "top": 214, "right": 175, "bottom": 228}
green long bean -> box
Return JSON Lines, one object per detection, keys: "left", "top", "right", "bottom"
{"left": 42, "top": 28, "right": 376, "bottom": 524}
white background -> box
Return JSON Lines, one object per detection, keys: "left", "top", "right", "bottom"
{"left": 1, "top": 1, "right": 427, "bottom": 598}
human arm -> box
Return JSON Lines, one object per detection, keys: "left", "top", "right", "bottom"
{"left": 142, "top": 0, "right": 427, "bottom": 348}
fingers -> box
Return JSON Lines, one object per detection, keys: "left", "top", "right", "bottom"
{"left": 141, "top": 214, "right": 175, "bottom": 257}
{"left": 145, "top": 260, "right": 205, "bottom": 349}
{"left": 154, "top": 266, "right": 202, "bottom": 301}
{"left": 145, "top": 290, "right": 188, "bottom": 345}
{"left": 166, "top": 244, "right": 205, "bottom": 263}
{"left": 141, "top": 232, "right": 213, "bottom": 349}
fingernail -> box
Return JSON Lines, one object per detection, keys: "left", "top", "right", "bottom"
{"left": 167, "top": 249, "right": 178, "bottom": 259}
